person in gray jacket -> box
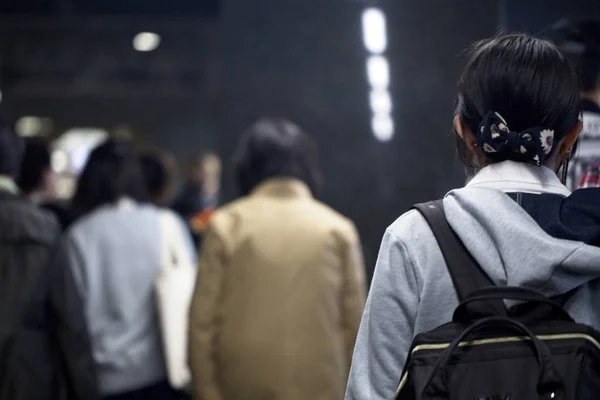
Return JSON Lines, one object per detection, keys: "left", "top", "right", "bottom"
{"left": 60, "top": 139, "right": 196, "bottom": 400}
{"left": 345, "top": 34, "right": 600, "bottom": 399}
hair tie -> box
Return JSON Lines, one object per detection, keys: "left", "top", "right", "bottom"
{"left": 476, "top": 111, "right": 554, "bottom": 166}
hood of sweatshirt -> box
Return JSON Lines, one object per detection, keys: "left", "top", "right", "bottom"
{"left": 444, "top": 162, "right": 600, "bottom": 296}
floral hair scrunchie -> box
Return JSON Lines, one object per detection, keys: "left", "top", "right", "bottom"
{"left": 476, "top": 111, "right": 554, "bottom": 167}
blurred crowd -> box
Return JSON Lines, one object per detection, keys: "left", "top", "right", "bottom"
{"left": 0, "top": 115, "right": 366, "bottom": 400}
{"left": 2, "top": 16, "right": 600, "bottom": 400}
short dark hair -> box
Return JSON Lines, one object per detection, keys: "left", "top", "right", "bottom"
{"left": 548, "top": 18, "right": 600, "bottom": 92}
{"left": 17, "top": 137, "right": 51, "bottom": 194}
{"left": 0, "top": 120, "right": 24, "bottom": 177}
{"left": 72, "top": 139, "right": 147, "bottom": 217}
{"left": 233, "top": 118, "right": 322, "bottom": 196}
{"left": 139, "top": 151, "right": 169, "bottom": 203}
{"left": 456, "top": 34, "right": 581, "bottom": 166}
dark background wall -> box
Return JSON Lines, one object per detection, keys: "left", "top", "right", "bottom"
{"left": 218, "top": 0, "right": 600, "bottom": 278}
{"left": 2, "top": 0, "right": 600, "bottom": 279}
{"left": 0, "top": 13, "right": 220, "bottom": 183}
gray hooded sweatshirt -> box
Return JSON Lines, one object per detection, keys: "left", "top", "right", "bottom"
{"left": 345, "top": 161, "right": 600, "bottom": 400}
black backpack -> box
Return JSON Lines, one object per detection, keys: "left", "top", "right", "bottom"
{"left": 395, "top": 200, "right": 600, "bottom": 400}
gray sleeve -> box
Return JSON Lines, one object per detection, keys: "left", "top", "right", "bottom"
{"left": 48, "top": 235, "right": 100, "bottom": 399}
{"left": 345, "top": 228, "right": 420, "bottom": 400}
{"left": 65, "top": 234, "right": 89, "bottom": 298}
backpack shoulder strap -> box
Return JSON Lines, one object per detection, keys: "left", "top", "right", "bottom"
{"left": 413, "top": 200, "right": 507, "bottom": 316}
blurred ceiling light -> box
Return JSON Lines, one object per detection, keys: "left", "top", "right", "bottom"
{"left": 372, "top": 113, "right": 394, "bottom": 142}
{"left": 51, "top": 150, "right": 69, "bottom": 174}
{"left": 369, "top": 89, "right": 392, "bottom": 114}
{"left": 133, "top": 32, "right": 161, "bottom": 52}
{"left": 16, "top": 116, "right": 42, "bottom": 137}
{"left": 367, "top": 55, "right": 390, "bottom": 89}
{"left": 362, "top": 8, "right": 387, "bottom": 54}
{"left": 0, "top": 89, "right": 3, "bottom": 104}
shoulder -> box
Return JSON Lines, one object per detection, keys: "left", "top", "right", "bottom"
{"left": 211, "top": 196, "right": 360, "bottom": 244}
{"left": 209, "top": 197, "right": 248, "bottom": 226}
{"left": 386, "top": 209, "right": 430, "bottom": 243}
{"left": 307, "top": 200, "right": 360, "bottom": 241}
{"left": 196, "top": 198, "right": 249, "bottom": 249}
{"left": 68, "top": 202, "right": 154, "bottom": 237}
{"left": 0, "top": 195, "right": 59, "bottom": 244}
{"left": 380, "top": 209, "right": 439, "bottom": 280}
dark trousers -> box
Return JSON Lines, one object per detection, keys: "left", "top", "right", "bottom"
{"left": 104, "top": 380, "right": 183, "bottom": 400}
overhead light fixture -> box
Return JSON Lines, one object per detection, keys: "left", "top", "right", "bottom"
{"left": 133, "top": 32, "right": 161, "bottom": 52}
{"left": 371, "top": 113, "right": 394, "bottom": 142}
{"left": 369, "top": 89, "right": 392, "bottom": 114}
{"left": 367, "top": 55, "right": 390, "bottom": 90}
{"left": 361, "top": 7, "right": 394, "bottom": 142}
{"left": 362, "top": 8, "right": 387, "bottom": 54}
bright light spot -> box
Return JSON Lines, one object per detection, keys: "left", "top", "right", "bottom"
{"left": 53, "top": 127, "right": 108, "bottom": 174}
{"left": 71, "top": 146, "right": 92, "bottom": 172}
{"left": 133, "top": 32, "right": 161, "bottom": 52}
{"left": 372, "top": 113, "right": 394, "bottom": 142}
{"left": 361, "top": 7, "right": 394, "bottom": 142}
{"left": 51, "top": 150, "right": 69, "bottom": 174}
{"left": 0, "top": 89, "right": 3, "bottom": 104}
{"left": 367, "top": 55, "right": 390, "bottom": 89}
{"left": 16, "top": 116, "right": 42, "bottom": 137}
{"left": 369, "top": 89, "right": 392, "bottom": 114}
{"left": 362, "top": 8, "right": 387, "bottom": 54}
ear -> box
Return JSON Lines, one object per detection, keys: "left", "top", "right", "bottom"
{"left": 559, "top": 120, "right": 583, "bottom": 156}
{"left": 454, "top": 116, "right": 477, "bottom": 152}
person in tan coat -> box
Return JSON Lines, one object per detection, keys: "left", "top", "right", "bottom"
{"left": 188, "top": 118, "right": 367, "bottom": 400}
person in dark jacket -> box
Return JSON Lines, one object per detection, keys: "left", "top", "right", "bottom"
{"left": 17, "top": 137, "right": 73, "bottom": 229}
{"left": 0, "top": 120, "right": 98, "bottom": 400}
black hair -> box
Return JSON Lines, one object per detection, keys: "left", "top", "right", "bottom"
{"left": 548, "top": 18, "right": 600, "bottom": 92}
{"left": 71, "top": 139, "right": 147, "bottom": 217}
{"left": 456, "top": 34, "right": 581, "bottom": 166}
{"left": 17, "top": 137, "right": 51, "bottom": 195}
{"left": 0, "top": 120, "right": 24, "bottom": 177}
{"left": 139, "top": 152, "right": 169, "bottom": 204}
{"left": 233, "top": 117, "right": 323, "bottom": 196}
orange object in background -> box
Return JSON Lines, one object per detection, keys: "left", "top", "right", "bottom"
{"left": 189, "top": 208, "right": 214, "bottom": 234}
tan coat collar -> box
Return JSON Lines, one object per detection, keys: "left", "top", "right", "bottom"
{"left": 251, "top": 178, "right": 312, "bottom": 199}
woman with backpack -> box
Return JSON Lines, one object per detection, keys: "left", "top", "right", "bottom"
{"left": 346, "top": 34, "right": 600, "bottom": 399}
